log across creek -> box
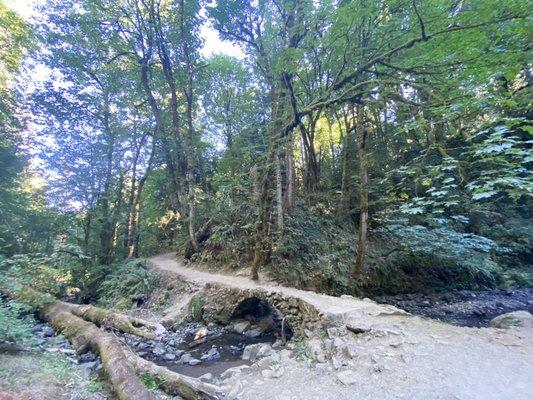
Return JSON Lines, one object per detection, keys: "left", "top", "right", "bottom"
{"left": 1, "top": 285, "right": 223, "bottom": 400}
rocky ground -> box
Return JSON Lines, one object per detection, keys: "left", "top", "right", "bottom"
{"left": 374, "top": 287, "right": 533, "bottom": 327}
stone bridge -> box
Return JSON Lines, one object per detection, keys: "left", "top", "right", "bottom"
{"left": 199, "top": 282, "right": 333, "bottom": 335}
{"left": 149, "top": 253, "right": 407, "bottom": 337}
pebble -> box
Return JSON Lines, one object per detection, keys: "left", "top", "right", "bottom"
{"left": 336, "top": 370, "right": 358, "bottom": 385}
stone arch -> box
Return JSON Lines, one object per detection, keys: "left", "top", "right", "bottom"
{"left": 230, "top": 296, "right": 294, "bottom": 340}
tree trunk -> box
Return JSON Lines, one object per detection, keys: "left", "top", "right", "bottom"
{"left": 284, "top": 149, "right": 295, "bottom": 210}
{"left": 178, "top": 0, "right": 199, "bottom": 254}
{"left": 98, "top": 91, "right": 115, "bottom": 265}
{"left": 139, "top": 55, "right": 182, "bottom": 213}
{"left": 337, "top": 108, "right": 356, "bottom": 222}
{"left": 275, "top": 152, "right": 284, "bottom": 233}
{"left": 353, "top": 104, "right": 368, "bottom": 281}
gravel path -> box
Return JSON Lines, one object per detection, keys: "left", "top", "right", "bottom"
{"left": 149, "top": 253, "right": 533, "bottom": 400}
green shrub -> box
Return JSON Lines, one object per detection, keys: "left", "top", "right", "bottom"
{"left": 97, "top": 259, "right": 156, "bottom": 309}
{"left": 187, "top": 295, "right": 205, "bottom": 321}
{"left": 0, "top": 298, "right": 35, "bottom": 345}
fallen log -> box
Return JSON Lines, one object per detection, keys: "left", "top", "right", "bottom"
{"left": 2, "top": 285, "right": 223, "bottom": 400}
{"left": 61, "top": 302, "right": 166, "bottom": 340}
{"left": 126, "top": 351, "right": 222, "bottom": 399}
{"left": 41, "top": 302, "right": 158, "bottom": 400}
{"left": 3, "top": 285, "right": 165, "bottom": 339}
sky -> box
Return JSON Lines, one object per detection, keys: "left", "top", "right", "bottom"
{"left": 5, "top": 0, "right": 244, "bottom": 58}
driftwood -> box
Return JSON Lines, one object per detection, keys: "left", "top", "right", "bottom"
{"left": 187, "top": 332, "right": 223, "bottom": 349}
{"left": 2, "top": 285, "right": 222, "bottom": 400}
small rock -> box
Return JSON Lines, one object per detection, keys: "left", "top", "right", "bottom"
{"left": 201, "top": 347, "right": 220, "bottom": 361}
{"left": 307, "top": 338, "right": 326, "bottom": 363}
{"left": 179, "top": 353, "right": 193, "bottom": 364}
{"left": 163, "top": 353, "right": 176, "bottom": 361}
{"left": 336, "top": 370, "right": 358, "bottom": 385}
{"left": 188, "top": 358, "right": 201, "bottom": 366}
{"left": 242, "top": 344, "right": 261, "bottom": 361}
{"left": 232, "top": 321, "right": 251, "bottom": 334}
{"left": 41, "top": 326, "right": 54, "bottom": 337}
{"left": 327, "top": 327, "right": 338, "bottom": 339}
{"left": 79, "top": 352, "right": 97, "bottom": 363}
{"left": 36, "top": 338, "right": 46, "bottom": 346}
{"left": 153, "top": 346, "right": 166, "bottom": 357}
{"left": 137, "top": 342, "right": 149, "bottom": 351}
{"left": 194, "top": 327, "right": 209, "bottom": 341}
{"left": 373, "top": 364, "right": 385, "bottom": 373}
{"left": 79, "top": 361, "right": 99, "bottom": 374}
{"left": 244, "top": 329, "right": 261, "bottom": 338}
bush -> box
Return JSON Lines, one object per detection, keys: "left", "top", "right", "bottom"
{"left": 0, "top": 242, "right": 88, "bottom": 297}
{"left": 0, "top": 298, "right": 35, "bottom": 345}
{"left": 368, "top": 217, "right": 503, "bottom": 293}
{"left": 97, "top": 259, "right": 156, "bottom": 309}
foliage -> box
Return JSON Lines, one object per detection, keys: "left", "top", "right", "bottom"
{"left": 96, "top": 259, "right": 156, "bottom": 309}
{"left": 0, "top": 298, "right": 35, "bottom": 345}
{"left": 369, "top": 217, "right": 504, "bottom": 292}
{"left": 0, "top": 242, "right": 86, "bottom": 296}
{"left": 139, "top": 372, "right": 158, "bottom": 391}
{"left": 0, "top": 0, "right": 531, "bottom": 297}
{"left": 187, "top": 295, "right": 205, "bottom": 321}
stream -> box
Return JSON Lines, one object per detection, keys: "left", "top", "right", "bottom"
{"left": 373, "top": 287, "right": 533, "bottom": 327}
{"left": 120, "top": 321, "right": 280, "bottom": 378}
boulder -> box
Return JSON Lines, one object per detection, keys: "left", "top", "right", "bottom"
{"left": 163, "top": 353, "right": 176, "bottom": 361}
{"left": 490, "top": 310, "right": 533, "bottom": 329}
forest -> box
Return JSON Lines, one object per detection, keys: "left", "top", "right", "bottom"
{"left": 0, "top": 0, "right": 532, "bottom": 399}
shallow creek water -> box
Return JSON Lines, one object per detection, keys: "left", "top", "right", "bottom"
{"left": 121, "top": 323, "right": 278, "bottom": 378}
{"left": 154, "top": 331, "right": 275, "bottom": 377}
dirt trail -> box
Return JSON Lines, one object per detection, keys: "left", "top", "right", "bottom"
{"left": 149, "top": 253, "right": 533, "bottom": 400}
